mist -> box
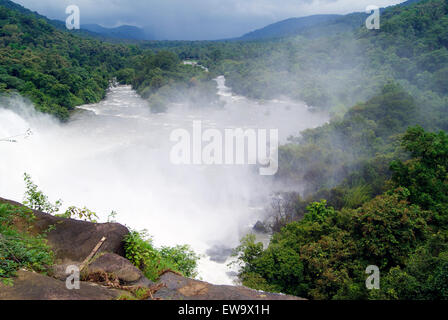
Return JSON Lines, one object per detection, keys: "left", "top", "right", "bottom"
{"left": 12, "top": 0, "right": 406, "bottom": 40}
{"left": 0, "top": 77, "right": 328, "bottom": 284}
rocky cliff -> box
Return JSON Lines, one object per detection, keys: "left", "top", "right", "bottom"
{"left": 0, "top": 197, "right": 302, "bottom": 300}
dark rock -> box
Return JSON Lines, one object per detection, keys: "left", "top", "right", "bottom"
{"left": 51, "top": 263, "right": 81, "bottom": 281}
{"left": 34, "top": 212, "right": 129, "bottom": 264}
{"left": 226, "top": 271, "right": 239, "bottom": 278}
{"left": 86, "top": 253, "right": 153, "bottom": 287}
{"left": 0, "top": 270, "right": 126, "bottom": 300}
{"left": 0, "top": 197, "right": 129, "bottom": 263}
{"left": 153, "top": 272, "right": 304, "bottom": 300}
{"left": 206, "top": 245, "right": 233, "bottom": 263}
{"left": 253, "top": 220, "right": 268, "bottom": 233}
{"left": 0, "top": 197, "right": 305, "bottom": 300}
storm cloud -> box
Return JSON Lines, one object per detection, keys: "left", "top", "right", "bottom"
{"left": 12, "top": 0, "right": 405, "bottom": 39}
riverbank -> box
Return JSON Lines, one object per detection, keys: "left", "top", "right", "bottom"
{"left": 0, "top": 196, "right": 302, "bottom": 300}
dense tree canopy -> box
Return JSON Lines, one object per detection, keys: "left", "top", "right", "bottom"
{"left": 235, "top": 127, "right": 448, "bottom": 300}
{"left": 1, "top": 0, "right": 448, "bottom": 300}
{"left": 0, "top": 3, "right": 214, "bottom": 119}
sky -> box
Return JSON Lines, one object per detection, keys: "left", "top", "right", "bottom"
{"left": 12, "top": 0, "right": 406, "bottom": 40}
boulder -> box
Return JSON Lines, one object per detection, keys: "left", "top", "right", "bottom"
{"left": 206, "top": 245, "right": 233, "bottom": 263}
{"left": 253, "top": 220, "right": 268, "bottom": 233}
{"left": 0, "top": 197, "right": 305, "bottom": 300}
{"left": 0, "top": 197, "right": 129, "bottom": 263}
{"left": 86, "top": 253, "right": 153, "bottom": 287}
{"left": 0, "top": 270, "right": 126, "bottom": 300}
{"left": 153, "top": 272, "right": 304, "bottom": 300}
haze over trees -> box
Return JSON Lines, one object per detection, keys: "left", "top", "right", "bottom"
{"left": 1, "top": 0, "right": 448, "bottom": 300}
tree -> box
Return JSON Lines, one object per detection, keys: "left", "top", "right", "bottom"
{"left": 390, "top": 126, "right": 448, "bottom": 225}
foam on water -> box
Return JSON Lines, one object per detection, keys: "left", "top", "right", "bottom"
{"left": 0, "top": 77, "right": 328, "bottom": 284}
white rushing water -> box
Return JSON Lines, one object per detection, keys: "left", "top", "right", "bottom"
{"left": 0, "top": 76, "right": 328, "bottom": 284}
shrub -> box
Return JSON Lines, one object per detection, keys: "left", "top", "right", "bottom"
{"left": 23, "top": 173, "right": 98, "bottom": 222}
{"left": 124, "top": 230, "right": 199, "bottom": 281}
{"left": 0, "top": 203, "right": 53, "bottom": 283}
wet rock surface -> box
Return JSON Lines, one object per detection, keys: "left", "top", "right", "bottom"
{"left": 86, "top": 253, "right": 153, "bottom": 287}
{"left": 0, "top": 197, "right": 304, "bottom": 300}
{"left": 0, "top": 270, "right": 126, "bottom": 300}
{"left": 153, "top": 272, "right": 304, "bottom": 300}
{"left": 0, "top": 197, "right": 129, "bottom": 263}
{"left": 206, "top": 245, "right": 233, "bottom": 263}
{"left": 253, "top": 221, "right": 268, "bottom": 233}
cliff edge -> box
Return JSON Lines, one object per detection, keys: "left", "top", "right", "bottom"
{"left": 0, "top": 197, "right": 303, "bottom": 300}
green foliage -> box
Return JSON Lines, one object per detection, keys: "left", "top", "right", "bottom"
{"left": 236, "top": 187, "right": 434, "bottom": 299}
{"left": 232, "top": 234, "right": 264, "bottom": 269}
{"left": 235, "top": 125, "right": 447, "bottom": 299}
{"left": 303, "top": 200, "right": 336, "bottom": 224}
{"left": 124, "top": 230, "right": 199, "bottom": 281}
{"left": 158, "top": 245, "right": 199, "bottom": 279}
{"left": 278, "top": 82, "right": 413, "bottom": 197}
{"left": 0, "top": 3, "right": 135, "bottom": 120}
{"left": 107, "top": 210, "right": 118, "bottom": 223}
{"left": 391, "top": 126, "right": 448, "bottom": 225}
{"left": 23, "top": 173, "right": 61, "bottom": 214}
{"left": 55, "top": 206, "right": 98, "bottom": 223}
{"left": 371, "top": 231, "right": 448, "bottom": 300}
{"left": 174, "top": 0, "right": 448, "bottom": 132}
{"left": 343, "top": 184, "right": 372, "bottom": 209}
{"left": 3, "top": 0, "right": 448, "bottom": 300}
{"left": 0, "top": 2, "right": 215, "bottom": 119}
{"left": 0, "top": 203, "right": 53, "bottom": 282}
{"left": 129, "top": 51, "right": 217, "bottom": 111}
{"left": 232, "top": 233, "right": 304, "bottom": 295}
{"left": 352, "top": 187, "right": 430, "bottom": 269}
{"left": 23, "top": 173, "right": 98, "bottom": 222}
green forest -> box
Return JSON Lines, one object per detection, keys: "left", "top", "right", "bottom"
{"left": 0, "top": 0, "right": 214, "bottom": 118}
{"left": 1, "top": 0, "right": 448, "bottom": 300}
{"left": 229, "top": 0, "right": 448, "bottom": 300}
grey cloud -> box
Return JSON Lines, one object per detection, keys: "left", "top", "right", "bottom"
{"left": 12, "top": 0, "right": 405, "bottom": 40}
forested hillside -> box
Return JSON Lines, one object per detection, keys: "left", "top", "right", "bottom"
{"left": 235, "top": 125, "right": 448, "bottom": 300}
{"left": 0, "top": 0, "right": 214, "bottom": 118}
{"left": 1, "top": 0, "right": 448, "bottom": 300}
{"left": 229, "top": 0, "right": 448, "bottom": 300}
{"left": 135, "top": 1, "right": 447, "bottom": 125}
{"left": 0, "top": 2, "right": 135, "bottom": 119}
{"left": 239, "top": 14, "right": 348, "bottom": 40}
{"left": 276, "top": 0, "right": 448, "bottom": 196}
{"left": 81, "top": 24, "right": 152, "bottom": 41}
{"left": 214, "top": 0, "right": 448, "bottom": 120}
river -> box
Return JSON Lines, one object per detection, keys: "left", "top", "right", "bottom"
{"left": 0, "top": 76, "right": 328, "bottom": 284}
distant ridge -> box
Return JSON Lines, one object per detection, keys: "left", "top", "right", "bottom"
{"left": 2, "top": 0, "right": 423, "bottom": 42}
{"left": 239, "top": 0, "right": 422, "bottom": 41}
{"left": 240, "top": 14, "right": 343, "bottom": 40}
{"left": 82, "top": 24, "right": 154, "bottom": 41}
{"left": 0, "top": 0, "right": 94, "bottom": 37}
{"left": 0, "top": 0, "right": 154, "bottom": 41}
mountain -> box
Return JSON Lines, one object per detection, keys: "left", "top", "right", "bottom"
{"left": 239, "top": 13, "right": 371, "bottom": 40}
{"left": 239, "top": 0, "right": 422, "bottom": 40}
{"left": 240, "top": 14, "right": 344, "bottom": 40}
{"left": 0, "top": 0, "right": 155, "bottom": 41}
{"left": 0, "top": 0, "right": 136, "bottom": 120}
{"left": 0, "top": 0, "right": 96, "bottom": 37}
{"left": 82, "top": 24, "right": 154, "bottom": 41}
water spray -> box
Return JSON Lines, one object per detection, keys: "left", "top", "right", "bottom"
{"left": 0, "top": 128, "right": 33, "bottom": 143}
